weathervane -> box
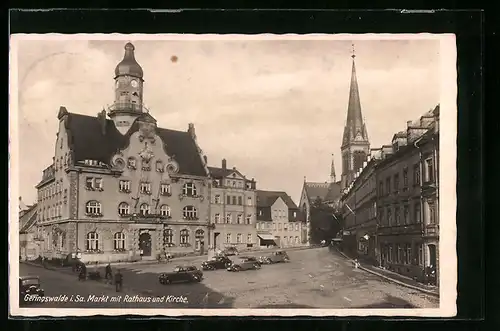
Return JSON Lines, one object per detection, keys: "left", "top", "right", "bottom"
{"left": 351, "top": 43, "right": 356, "bottom": 59}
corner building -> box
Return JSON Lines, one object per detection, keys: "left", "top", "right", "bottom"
{"left": 35, "top": 43, "right": 211, "bottom": 263}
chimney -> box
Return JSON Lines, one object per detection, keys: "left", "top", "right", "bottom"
{"left": 97, "top": 109, "right": 107, "bottom": 135}
{"left": 188, "top": 123, "right": 196, "bottom": 139}
{"left": 407, "top": 120, "right": 413, "bottom": 128}
{"left": 203, "top": 155, "right": 207, "bottom": 164}
{"left": 233, "top": 166, "right": 236, "bottom": 170}
{"left": 222, "top": 159, "right": 227, "bottom": 170}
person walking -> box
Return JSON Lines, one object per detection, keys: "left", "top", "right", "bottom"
{"left": 114, "top": 269, "right": 123, "bottom": 292}
{"left": 78, "top": 263, "right": 87, "bottom": 281}
{"left": 105, "top": 263, "right": 113, "bottom": 282}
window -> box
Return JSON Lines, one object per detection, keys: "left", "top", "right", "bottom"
{"left": 164, "top": 228, "right": 173, "bottom": 244}
{"left": 387, "top": 207, "right": 392, "bottom": 225}
{"left": 256, "top": 223, "right": 261, "bottom": 230}
{"left": 180, "top": 229, "right": 189, "bottom": 244}
{"left": 140, "top": 182, "right": 151, "bottom": 194}
{"left": 118, "top": 202, "right": 129, "bottom": 216}
{"left": 278, "top": 223, "right": 282, "bottom": 230}
{"left": 388, "top": 245, "right": 393, "bottom": 262}
{"left": 225, "top": 213, "right": 232, "bottom": 224}
{"left": 394, "top": 174, "right": 399, "bottom": 192}
{"left": 379, "top": 208, "right": 385, "bottom": 225}
{"left": 232, "top": 196, "right": 236, "bottom": 205}
{"left": 127, "top": 157, "right": 136, "bottom": 169}
{"left": 237, "top": 214, "right": 243, "bottom": 224}
{"left": 403, "top": 205, "right": 409, "bottom": 224}
{"left": 247, "top": 197, "right": 252, "bottom": 206}
{"left": 160, "top": 183, "right": 171, "bottom": 195}
{"left": 85, "top": 232, "right": 99, "bottom": 250}
{"left": 403, "top": 167, "right": 409, "bottom": 189}
{"left": 183, "top": 206, "right": 198, "bottom": 219}
{"left": 195, "top": 229, "right": 204, "bottom": 250}
{"left": 238, "top": 196, "right": 242, "bottom": 205}
{"left": 284, "top": 236, "right": 288, "bottom": 244}
{"left": 160, "top": 205, "right": 171, "bottom": 217}
{"left": 385, "top": 177, "right": 391, "bottom": 195}
{"left": 428, "top": 202, "right": 436, "bottom": 224}
{"left": 295, "top": 223, "right": 299, "bottom": 231}
{"left": 394, "top": 206, "right": 400, "bottom": 225}
{"left": 413, "top": 164, "right": 421, "bottom": 186}
{"left": 293, "top": 211, "right": 297, "bottom": 218}
{"left": 226, "top": 233, "right": 231, "bottom": 243}
{"left": 113, "top": 232, "right": 126, "bottom": 250}
{"left": 226, "top": 195, "right": 231, "bottom": 205}
{"left": 214, "top": 213, "right": 221, "bottom": 223}
{"left": 237, "top": 234, "right": 242, "bottom": 243}
{"left": 214, "top": 195, "right": 221, "bottom": 204}
{"left": 247, "top": 233, "right": 252, "bottom": 243}
{"left": 119, "top": 180, "right": 131, "bottom": 192}
{"left": 246, "top": 214, "right": 252, "bottom": 224}
{"left": 141, "top": 158, "right": 151, "bottom": 171}
{"left": 414, "top": 203, "right": 421, "bottom": 223}
{"left": 425, "top": 158, "right": 435, "bottom": 182}
{"left": 85, "top": 201, "right": 102, "bottom": 215}
{"left": 156, "top": 160, "right": 164, "bottom": 172}
{"left": 182, "top": 183, "right": 197, "bottom": 196}
{"left": 295, "top": 236, "right": 299, "bottom": 244}
{"left": 85, "top": 177, "right": 93, "bottom": 190}
{"left": 94, "top": 178, "right": 103, "bottom": 190}
{"left": 396, "top": 244, "right": 402, "bottom": 263}
{"left": 140, "top": 203, "right": 150, "bottom": 216}
{"left": 406, "top": 244, "right": 412, "bottom": 264}
{"left": 259, "top": 210, "right": 263, "bottom": 216}
{"left": 284, "top": 224, "right": 288, "bottom": 231}
{"left": 418, "top": 244, "right": 423, "bottom": 265}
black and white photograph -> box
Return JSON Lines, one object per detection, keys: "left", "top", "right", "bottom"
{"left": 9, "top": 34, "right": 457, "bottom": 317}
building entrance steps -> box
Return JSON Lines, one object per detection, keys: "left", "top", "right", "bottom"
{"left": 333, "top": 247, "right": 439, "bottom": 297}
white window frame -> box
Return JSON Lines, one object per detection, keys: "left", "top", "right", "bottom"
{"left": 113, "top": 232, "right": 126, "bottom": 250}
{"left": 118, "top": 202, "right": 129, "bottom": 215}
{"left": 182, "top": 183, "right": 197, "bottom": 196}
{"left": 140, "top": 203, "right": 150, "bottom": 216}
{"left": 214, "top": 195, "right": 221, "bottom": 204}
{"left": 214, "top": 213, "right": 220, "bottom": 223}
{"left": 236, "top": 234, "right": 242, "bottom": 243}
{"left": 226, "top": 233, "right": 231, "bottom": 243}
{"left": 140, "top": 182, "right": 151, "bottom": 194}
{"left": 119, "top": 180, "right": 131, "bottom": 192}
{"left": 160, "top": 204, "right": 171, "bottom": 217}
{"left": 164, "top": 228, "right": 173, "bottom": 244}
{"left": 247, "top": 233, "right": 252, "bottom": 243}
{"left": 86, "top": 232, "right": 99, "bottom": 250}
{"left": 237, "top": 214, "right": 243, "bottom": 224}
{"left": 180, "top": 229, "right": 189, "bottom": 244}
{"left": 246, "top": 214, "right": 252, "bottom": 224}
{"left": 161, "top": 183, "right": 171, "bottom": 195}
{"left": 225, "top": 213, "right": 232, "bottom": 224}
{"left": 183, "top": 205, "right": 198, "bottom": 219}
{"left": 85, "top": 201, "right": 102, "bottom": 215}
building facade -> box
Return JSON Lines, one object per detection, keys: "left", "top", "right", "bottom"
{"left": 208, "top": 159, "right": 257, "bottom": 251}
{"left": 19, "top": 202, "right": 40, "bottom": 261}
{"left": 256, "top": 190, "right": 305, "bottom": 248}
{"left": 340, "top": 105, "right": 440, "bottom": 284}
{"left": 35, "top": 42, "right": 212, "bottom": 264}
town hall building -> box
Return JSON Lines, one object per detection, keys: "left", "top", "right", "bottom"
{"left": 34, "top": 42, "right": 212, "bottom": 263}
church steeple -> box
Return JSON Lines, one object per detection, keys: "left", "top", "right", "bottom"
{"left": 340, "top": 44, "right": 370, "bottom": 190}
{"left": 330, "top": 154, "right": 336, "bottom": 183}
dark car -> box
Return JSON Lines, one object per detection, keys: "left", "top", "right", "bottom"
{"left": 257, "top": 250, "right": 290, "bottom": 264}
{"left": 201, "top": 256, "right": 233, "bottom": 271}
{"left": 159, "top": 265, "right": 203, "bottom": 285}
{"left": 19, "top": 276, "right": 45, "bottom": 304}
{"left": 227, "top": 256, "right": 261, "bottom": 271}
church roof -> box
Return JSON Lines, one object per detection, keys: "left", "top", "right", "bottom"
{"left": 115, "top": 42, "right": 144, "bottom": 79}
{"left": 64, "top": 112, "right": 206, "bottom": 177}
{"left": 304, "top": 181, "right": 341, "bottom": 203}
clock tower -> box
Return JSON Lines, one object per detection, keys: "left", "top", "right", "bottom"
{"left": 108, "top": 42, "right": 146, "bottom": 134}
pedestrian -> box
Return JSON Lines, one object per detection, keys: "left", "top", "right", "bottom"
{"left": 105, "top": 263, "right": 113, "bottom": 281}
{"left": 353, "top": 259, "right": 360, "bottom": 269}
{"left": 78, "top": 263, "right": 87, "bottom": 281}
{"left": 114, "top": 269, "right": 123, "bottom": 292}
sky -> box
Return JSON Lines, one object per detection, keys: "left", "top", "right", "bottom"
{"left": 13, "top": 36, "right": 441, "bottom": 205}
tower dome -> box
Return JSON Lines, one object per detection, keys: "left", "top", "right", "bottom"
{"left": 114, "top": 42, "right": 143, "bottom": 79}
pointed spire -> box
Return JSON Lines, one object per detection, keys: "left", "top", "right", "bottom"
{"left": 342, "top": 43, "right": 368, "bottom": 147}
{"left": 330, "top": 154, "right": 336, "bottom": 183}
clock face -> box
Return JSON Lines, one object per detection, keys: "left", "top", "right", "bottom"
{"left": 130, "top": 80, "right": 138, "bottom": 88}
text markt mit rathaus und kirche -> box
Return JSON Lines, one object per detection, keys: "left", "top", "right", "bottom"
{"left": 23, "top": 294, "right": 189, "bottom": 303}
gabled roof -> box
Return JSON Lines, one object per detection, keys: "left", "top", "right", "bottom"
{"left": 207, "top": 166, "right": 246, "bottom": 179}
{"left": 64, "top": 112, "right": 206, "bottom": 177}
{"left": 256, "top": 190, "right": 298, "bottom": 209}
{"left": 20, "top": 206, "right": 38, "bottom": 234}
{"left": 304, "top": 181, "right": 341, "bottom": 203}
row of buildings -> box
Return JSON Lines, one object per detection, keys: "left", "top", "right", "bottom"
{"left": 19, "top": 42, "right": 306, "bottom": 264}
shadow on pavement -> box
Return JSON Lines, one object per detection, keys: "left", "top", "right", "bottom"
{"left": 89, "top": 265, "right": 235, "bottom": 308}
{"left": 351, "top": 294, "right": 416, "bottom": 309}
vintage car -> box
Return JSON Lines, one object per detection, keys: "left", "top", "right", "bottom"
{"left": 201, "top": 256, "right": 233, "bottom": 271}
{"left": 222, "top": 246, "right": 239, "bottom": 256}
{"left": 257, "top": 250, "right": 290, "bottom": 264}
{"left": 159, "top": 265, "right": 203, "bottom": 285}
{"left": 226, "top": 256, "right": 261, "bottom": 272}
{"left": 19, "top": 276, "right": 45, "bottom": 304}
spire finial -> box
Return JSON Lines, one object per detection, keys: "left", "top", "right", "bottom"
{"left": 351, "top": 43, "right": 356, "bottom": 59}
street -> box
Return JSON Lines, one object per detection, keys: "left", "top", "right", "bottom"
{"left": 19, "top": 247, "right": 439, "bottom": 309}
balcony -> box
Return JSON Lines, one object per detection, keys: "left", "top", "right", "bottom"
{"left": 107, "top": 102, "right": 151, "bottom": 114}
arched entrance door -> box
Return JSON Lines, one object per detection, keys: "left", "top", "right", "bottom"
{"left": 195, "top": 229, "right": 205, "bottom": 251}
{"left": 428, "top": 244, "right": 437, "bottom": 267}
{"left": 139, "top": 232, "right": 152, "bottom": 257}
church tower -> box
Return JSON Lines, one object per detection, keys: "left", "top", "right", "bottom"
{"left": 340, "top": 44, "right": 370, "bottom": 190}
{"left": 330, "top": 154, "right": 337, "bottom": 183}
{"left": 108, "top": 42, "right": 146, "bottom": 134}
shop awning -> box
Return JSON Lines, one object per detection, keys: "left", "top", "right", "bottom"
{"left": 258, "top": 233, "right": 276, "bottom": 241}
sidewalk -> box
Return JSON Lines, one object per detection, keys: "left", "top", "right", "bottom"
{"left": 333, "top": 248, "right": 439, "bottom": 297}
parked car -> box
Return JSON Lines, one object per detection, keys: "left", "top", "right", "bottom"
{"left": 223, "top": 246, "right": 239, "bottom": 256}
{"left": 257, "top": 250, "right": 290, "bottom": 264}
{"left": 159, "top": 265, "right": 203, "bottom": 285}
{"left": 201, "top": 256, "right": 233, "bottom": 271}
{"left": 227, "top": 256, "right": 261, "bottom": 272}
{"left": 19, "top": 276, "right": 45, "bottom": 304}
